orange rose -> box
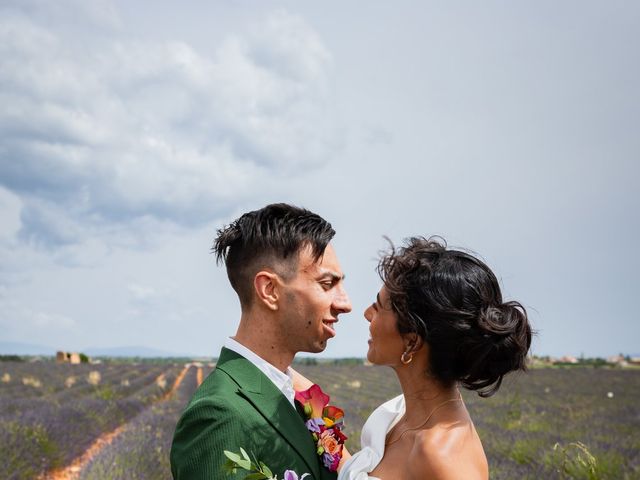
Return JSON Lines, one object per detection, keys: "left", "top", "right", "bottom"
{"left": 318, "top": 430, "right": 341, "bottom": 455}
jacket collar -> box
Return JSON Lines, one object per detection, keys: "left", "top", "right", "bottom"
{"left": 216, "top": 347, "right": 321, "bottom": 479}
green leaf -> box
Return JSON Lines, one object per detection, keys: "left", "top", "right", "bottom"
{"left": 223, "top": 459, "right": 237, "bottom": 474}
{"left": 240, "top": 447, "right": 251, "bottom": 462}
{"left": 224, "top": 451, "right": 242, "bottom": 464}
{"left": 244, "top": 473, "right": 269, "bottom": 480}
{"left": 259, "top": 462, "right": 273, "bottom": 478}
{"left": 237, "top": 458, "right": 252, "bottom": 470}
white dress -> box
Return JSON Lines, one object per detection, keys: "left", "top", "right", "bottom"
{"left": 338, "top": 395, "right": 405, "bottom": 480}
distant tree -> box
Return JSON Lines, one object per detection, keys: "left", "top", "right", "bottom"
{"left": 590, "top": 357, "right": 609, "bottom": 368}
{"left": 79, "top": 353, "right": 89, "bottom": 363}
{"left": 330, "top": 358, "right": 365, "bottom": 366}
{"left": 294, "top": 357, "right": 318, "bottom": 366}
{"left": 0, "top": 354, "right": 22, "bottom": 362}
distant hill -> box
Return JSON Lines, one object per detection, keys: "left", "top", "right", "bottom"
{"left": 83, "top": 345, "right": 190, "bottom": 358}
{"left": 0, "top": 341, "right": 55, "bottom": 355}
{"left": 0, "top": 341, "right": 193, "bottom": 358}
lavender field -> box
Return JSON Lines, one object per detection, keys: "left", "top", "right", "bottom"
{"left": 0, "top": 360, "right": 212, "bottom": 480}
{"left": 1, "top": 361, "right": 638, "bottom": 479}
{"left": 297, "top": 365, "right": 640, "bottom": 480}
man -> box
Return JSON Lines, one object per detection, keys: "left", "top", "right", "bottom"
{"left": 171, "top": 203, "right": 352, "bottom": 479}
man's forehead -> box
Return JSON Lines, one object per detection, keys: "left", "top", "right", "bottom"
{"left": 297, "top": 244, "right": 343, "bottom": 276}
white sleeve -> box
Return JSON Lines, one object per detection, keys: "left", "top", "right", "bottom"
{"left": 338, "top": 395, "right": 405, "bottom": 480}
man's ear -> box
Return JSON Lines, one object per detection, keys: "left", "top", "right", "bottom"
{"left": 254, "top": 271, "right": 280, "bottom": 310}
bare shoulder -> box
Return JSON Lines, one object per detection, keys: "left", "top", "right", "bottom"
{"left": 407, "top": 418, "right": 488, "bottom": 480}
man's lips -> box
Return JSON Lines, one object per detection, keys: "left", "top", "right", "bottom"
{"left": 322, "top": 319, "right": 337, "bottom": 337}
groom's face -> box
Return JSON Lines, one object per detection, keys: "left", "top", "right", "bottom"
{"left": 279, "top": 243, "right": 352, "bottom": 354}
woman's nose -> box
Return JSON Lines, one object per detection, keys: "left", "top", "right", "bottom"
{"left": 364, "top": 305, "right": 373, "bottom": 323}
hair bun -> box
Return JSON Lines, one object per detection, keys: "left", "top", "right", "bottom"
{"left": 478, "top": 302, "right": 526, "bottom": 337}
{"left": 471, "top": 301, "right": 532, "bottom": 391}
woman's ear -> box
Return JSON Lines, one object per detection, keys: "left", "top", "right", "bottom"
{"left": 254, "top": 271, "right": 280, "bottom": 310}
{"left": 404, "top": 333, "right": 424, "bottom": 353}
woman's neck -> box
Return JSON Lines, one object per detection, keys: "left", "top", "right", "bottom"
{"left": 394, "top": 364, "right": 459, "bottom": 424}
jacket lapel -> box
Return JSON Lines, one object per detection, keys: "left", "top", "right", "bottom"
{"left": 217, "top": 348, "right": 321, "bottom": 479}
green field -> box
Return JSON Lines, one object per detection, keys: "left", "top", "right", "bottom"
{"left": 1, "top": 361, "right": 638, "bottom": 479}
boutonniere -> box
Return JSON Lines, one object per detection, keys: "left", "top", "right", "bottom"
{"left": 295, "top": 384, "right": 347, "bottom": 472}
{"left": 224, "top": 448, "right": 309, "bottom": 480}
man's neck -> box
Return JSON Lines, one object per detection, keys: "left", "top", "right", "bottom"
{"left": 234, "top": 323, "right": 294, "bottom": 373}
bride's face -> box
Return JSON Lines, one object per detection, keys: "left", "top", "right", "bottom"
{"left": 364, "top": 286, "right": 406, "bottom": 366}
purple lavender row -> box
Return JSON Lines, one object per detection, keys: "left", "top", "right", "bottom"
{"left": 0, "top": 363, "right": 184, "bottom": 479}
{"left": 79, "top": 365, "right": 199, "bottom": 479}
{"left": 0, "top": 362, "right": 166, "bottom": 400}
{"left": 2, "top": 363, "right": 638, "bottom": 479}
{"left": 297, "top": 364, "right": 640, "bottom": 478}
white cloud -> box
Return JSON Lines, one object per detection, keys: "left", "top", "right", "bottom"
{"left": 0, "top": 186, "right": 22, "bottom": 239}
{"left": 127, "top": 283, "right": 157, "bottom": 302}
{"left": 0, "top": 3, "right": 341, "bottom": 248}
{"left": 32, "top": 311, "right": 75, "bottom": 328}
{"left": 0, "top": 297, "right": 76, "bottom": 332}
{"left": 3, "top": 0, "right": 123, "bottom": 34}
{"left": 0, "top": 1, "right": 638, "bottom": 359}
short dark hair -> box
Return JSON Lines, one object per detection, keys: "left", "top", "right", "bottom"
{"left": 378, "top": 236, "right": 532, "bottom": 397}
{"left": 212, "top": 203, "right": 335, "bottom": 307}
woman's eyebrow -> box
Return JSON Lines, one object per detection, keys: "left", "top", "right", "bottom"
{"left": 376, "top": 292, "right": 392, "bottom": 310}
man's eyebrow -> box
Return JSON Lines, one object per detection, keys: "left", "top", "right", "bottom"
{"left": 318, "top": 270, "right": 345, "bottom": 281}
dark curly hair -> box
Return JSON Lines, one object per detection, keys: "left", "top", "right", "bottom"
{"left": 213, "top": 203, "right": 335, "bottom": 307}
{"left": 378, "top": 236, "right": 532, "bottom": 397}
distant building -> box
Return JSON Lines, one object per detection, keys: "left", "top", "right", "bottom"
{"left": 530, "top": 356, "right": 553, "bottom": 368}
{"left": 553, "top": 355, "right": 579, "bottom": 364}
{"left": 56, "top": 351, "right": 87, "bottom": 364}
{"left": 607, "top": 355, "right": 628, "bottom": 367}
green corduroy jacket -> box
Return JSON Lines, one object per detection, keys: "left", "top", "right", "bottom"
{"left": 170, "top": 347, "right": 338, "bottom": 480}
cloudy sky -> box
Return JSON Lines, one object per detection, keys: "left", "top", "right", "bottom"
{"left": 1, "top": 0, "right": 638, "bottom": 358}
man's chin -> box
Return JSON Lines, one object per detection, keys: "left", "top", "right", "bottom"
{"left": 301, "top": 341, "right": 328, "bottom": 354}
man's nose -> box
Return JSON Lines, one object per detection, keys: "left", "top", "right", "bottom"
{"left": 334, "top": 288, "right": 352, "bottom": 314}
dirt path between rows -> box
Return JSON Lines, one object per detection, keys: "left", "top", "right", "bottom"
{"left": 162, "top": 364, "right": 190, "bottom": 402}
{"left": 196, "top": 366, "right": 203, "bottom": 386}
{"left": 40, "top": 364, "right": 191, "bottom": 480}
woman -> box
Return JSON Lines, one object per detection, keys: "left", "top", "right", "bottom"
{"left": 338, "top": 236, "right": 532, "bottom": 479}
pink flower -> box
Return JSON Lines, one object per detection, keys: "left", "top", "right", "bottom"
{"left": 284, "top": 471, "right": 310, "bottom": 480}
{"left": 318, "top": 430, "right": 342, "bottom": 456}
{"left": 295, "top": 384, "right": 330, "bottom": 419}
{"left": 294, "top": 383, "right": 348, "bottom": 474}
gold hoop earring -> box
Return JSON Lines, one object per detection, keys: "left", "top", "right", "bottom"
{"left": 401, "top": 351, "right": 413, "bottom": 365}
